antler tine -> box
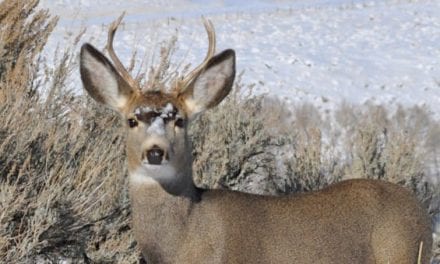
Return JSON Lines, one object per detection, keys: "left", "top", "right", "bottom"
{"left": 107, "top": 12, "right": 137, "bottom": 88}
{"left": 179, "top": 17, "right": 216, "bottom": 90}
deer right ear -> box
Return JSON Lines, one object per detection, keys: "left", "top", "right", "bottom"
{"left": 179, "top": 49, "right": 235, "bottom": 118}
{"left": 80, "top": 43, "right": 134, "bottom": 111}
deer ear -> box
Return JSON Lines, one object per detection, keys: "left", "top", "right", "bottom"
{"left": 80, "top": 43, "right": 134, "bottom": 111}
{"left": 180, "top": 49, "right": 235, "bottom": 118}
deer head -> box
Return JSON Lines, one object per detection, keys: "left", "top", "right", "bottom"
{"left": 79, "top": 15, "right": 235, "bottom": 199}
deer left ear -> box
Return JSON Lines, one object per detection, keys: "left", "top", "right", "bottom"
{"left": 179, "top": 49, "right": 235, "bottom": 118}
{"left": 80, "top": 43, "right": 134, "bottom": 111}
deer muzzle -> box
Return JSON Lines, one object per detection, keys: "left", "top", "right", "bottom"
{"left": 143, "top": 145, "right": 169, "bottom": 165}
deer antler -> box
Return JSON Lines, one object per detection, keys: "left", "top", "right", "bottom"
{"left": 107, "top": 12, "right": 137, "bottom": 88}
{"left": 178, "top": 17, "right": 216, "bottom": 91}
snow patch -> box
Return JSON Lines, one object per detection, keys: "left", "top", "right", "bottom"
{"left": 147, "top": 117, "right": 165, "bottom": 136}
{"left": 134, "top": 106, "right": 153, "bottom": 116}
{"left": 160, "top": 103, "right": 175, "bottom": 119}
{"left": 43, "top": 0, "right": 440, "bottom": 119}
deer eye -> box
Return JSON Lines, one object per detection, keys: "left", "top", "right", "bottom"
{"left": 128, "top": 118, "right": 138, "bottom": 128}
{"left": 175, "top": 118, "right": 185, "bottom": 128}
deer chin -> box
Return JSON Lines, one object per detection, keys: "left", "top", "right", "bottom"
{"left": 130, "top": 162, "right": 177, "bottom": 187}
{"left": 141, "top": 158, "right": 169, "bottom": 167}
{"left": 129, "top": 168, "right": 158, "bottom": 186}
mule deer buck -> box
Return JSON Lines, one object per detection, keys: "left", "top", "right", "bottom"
{"left": 79, "top": 14, "right": 432, "bottom": 264}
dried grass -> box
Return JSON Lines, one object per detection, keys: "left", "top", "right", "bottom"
{"left": 0, "top": 1, "right": 135, "bottom": 262}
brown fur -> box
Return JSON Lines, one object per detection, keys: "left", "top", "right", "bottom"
{"left": 130, "top": 179, "right": 432, "bottom": 264}
{"left": 79, "top": 32, "right": 432, "bottom": 263}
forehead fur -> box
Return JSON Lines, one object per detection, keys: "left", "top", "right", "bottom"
{"left": 122, "top": 91, "right": 187, "bottom": 116}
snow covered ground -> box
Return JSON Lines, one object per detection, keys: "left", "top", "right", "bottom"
{"left": 40, "top": 0, "right": 440, "bottom": 117}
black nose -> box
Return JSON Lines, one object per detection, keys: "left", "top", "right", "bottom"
{"left": 145, "top": 146, "right": 164, "bottom": 165}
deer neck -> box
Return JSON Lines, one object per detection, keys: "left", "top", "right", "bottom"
{"left": 128, "top": 160, "right": 202, "bottom": 262}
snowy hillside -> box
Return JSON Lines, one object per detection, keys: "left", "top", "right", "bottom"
{"left": 40, "top": 0, "right": 440, "bottom": 118}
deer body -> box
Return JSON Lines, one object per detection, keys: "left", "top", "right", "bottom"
{"left": 79, "top": 15, "right": 432, "bottom": 263}
{"left": 130, "top": 176, "right": 431, "bottom": 263}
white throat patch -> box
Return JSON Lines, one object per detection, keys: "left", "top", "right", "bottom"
{"left": 129, "top": 164, "right": 176, "bottom": 186}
